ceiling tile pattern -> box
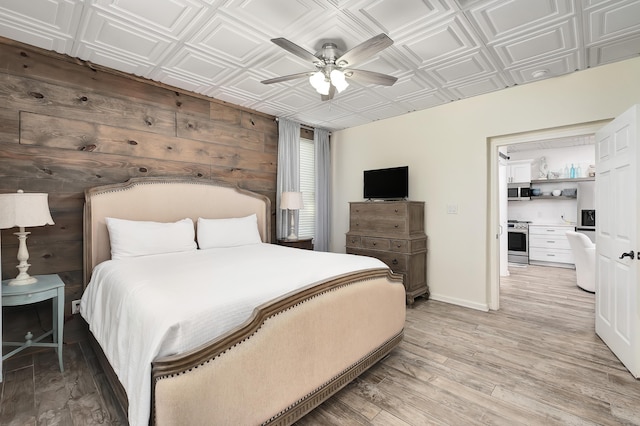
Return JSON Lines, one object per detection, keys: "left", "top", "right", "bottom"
{"left": 0, "top": 0, "right": 639, "bottom": 130}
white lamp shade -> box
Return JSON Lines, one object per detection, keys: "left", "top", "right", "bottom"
{"left": 309, "top": 71, "right": 330, "bottom": 95}
{"left": 330, "top": 69, "right": 349, "bottom": 93}
{"left": 0, "top": 190, "right": 54, "bottom": 229}
{"left": 280, "top": 192, "right": 304, "bottom": 210}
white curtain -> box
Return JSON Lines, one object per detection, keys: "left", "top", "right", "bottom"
{"left": 276, "top": 118, "right": 301, "bottom": 239}
{"left": 314, "top": 128, "right": 330, "bottom": 251}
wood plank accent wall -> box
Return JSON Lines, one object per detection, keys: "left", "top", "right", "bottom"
{"left": 0, "top": 38, "right": 279, "bottom": 322}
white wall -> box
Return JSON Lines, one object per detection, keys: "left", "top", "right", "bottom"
{"left": 330, "top": 56, "right": 640, "bottom": 311}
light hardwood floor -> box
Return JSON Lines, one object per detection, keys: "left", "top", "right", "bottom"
{"left": 2, "top": 265, "right": 639, "bottom": 425}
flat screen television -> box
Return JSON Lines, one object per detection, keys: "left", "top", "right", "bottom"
{"left": 363, "top": 166, "right": 408, "bottom": 200}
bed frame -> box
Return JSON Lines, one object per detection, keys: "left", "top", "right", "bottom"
{"left": 83, "top": 177, "right": 406, "bottom": 425}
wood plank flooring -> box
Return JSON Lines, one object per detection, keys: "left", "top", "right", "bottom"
{"left": 2, "top": 265, "right": 639, "bottom": 425}
{"left": 297, "top": 265, "right": 640, "bottom": 425}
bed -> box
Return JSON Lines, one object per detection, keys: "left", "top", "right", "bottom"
{"left": 81, "top": 177, "right": 406, "bottom": 426}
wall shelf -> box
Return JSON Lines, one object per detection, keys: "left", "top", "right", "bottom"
{"left": 531, "top": 177, "right": 594, "bottom": 184}
{"left": 529, "top": 195, "right": 577, "bottom": 200}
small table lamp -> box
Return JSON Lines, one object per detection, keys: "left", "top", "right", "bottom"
{"left": 0, "top": 190, "right": 54, "bottom": 285}
{"left": 280, "top": 191, "right": 304, "bottom": 240}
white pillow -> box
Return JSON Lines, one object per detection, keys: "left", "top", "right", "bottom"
{"left": 197, "top": 214, "right": 262, "bottom": 249}
{"left": 105, "top": 217, "right": 197, "bottom": 260}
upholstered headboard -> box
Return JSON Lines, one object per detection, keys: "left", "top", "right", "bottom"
{"left": 83, "top": 177, "right": 271, "bottom": 287}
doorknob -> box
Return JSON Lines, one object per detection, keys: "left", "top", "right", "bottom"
{"left": 619, "top": 250, "right": 635, "bottom": 260}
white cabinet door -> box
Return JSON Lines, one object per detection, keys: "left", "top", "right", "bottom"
{"left": 595, "top": 104, "right": 639, "bottom": 378}
{"left": 507, "top": 160, "right": 532, "bottom": 183}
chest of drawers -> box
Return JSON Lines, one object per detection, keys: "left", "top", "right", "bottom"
{"left": 346, "top": 201, "right": 428, "bottom": 304}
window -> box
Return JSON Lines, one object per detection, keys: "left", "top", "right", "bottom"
{"left": 298, "top": 137, "right": 315, "bottom": 238}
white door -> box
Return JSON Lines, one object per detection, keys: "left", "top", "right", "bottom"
{"left": 595, "top": 104, "right": 639, "bottom": 378}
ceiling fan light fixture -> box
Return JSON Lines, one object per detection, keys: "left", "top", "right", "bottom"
{"left": 330, "top": 69, "right": 349, "bottom": 93}
{"left": 309, "top": 71, "right": 330, "bottom": 95}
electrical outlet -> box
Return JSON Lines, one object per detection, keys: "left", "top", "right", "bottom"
{"left": 72, "top": 299, "right": 81, "bottom": 315}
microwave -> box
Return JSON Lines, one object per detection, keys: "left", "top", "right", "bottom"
{"left": 508, "top": 184, "right": 531, "bottom": 201}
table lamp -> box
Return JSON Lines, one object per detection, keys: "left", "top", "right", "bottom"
{"left": 0, "top": 190, "right": 54, "bottom": 285}
{"left": 280, "top": 191, "right": 304, "bottom": 240}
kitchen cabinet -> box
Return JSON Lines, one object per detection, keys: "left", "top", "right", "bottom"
{"left": 507, "top": 160, "right": 532, "bottom": 183}
{"left": 529, "top": 225, "right": 574, "bottom": 267}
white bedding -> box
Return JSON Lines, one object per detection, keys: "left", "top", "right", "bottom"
{"left": 80, "top": 243, "right": 387, "bottom": 426}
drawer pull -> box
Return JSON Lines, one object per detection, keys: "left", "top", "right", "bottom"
{"left": 546, "top": 230, "right": 556, "bottom": 232}
{"left": 547, "top": 241, "right": 555, "bottom": 243}
{"left": 547, "top": 254, "right": 556, "bottom": 257}
{"left": 394, "top": 224, "right": 399, "bottom": 228}
{"left": 394, "top": 209, "right": 398, "bottom": 213}
{"left": 372, "top": 242, "right": 376, "bottom": 246}
{"left": 392, "top": 259, "right": 398, "bottom": 265}
{"left": 397, "top": 244, "right": 402, "bottom": 248}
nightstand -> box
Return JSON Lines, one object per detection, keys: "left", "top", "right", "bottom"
{"left": 2, "top": 274, "right": 65, "bottom": 372}
{"left": 277, "top": 238, "right": 314, "bottom": 250}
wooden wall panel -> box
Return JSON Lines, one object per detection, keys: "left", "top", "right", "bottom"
{"left": 1, "top": 74, "right": 177, "bottom": 136}
{"left": 0, "top": 39, "right": 279, "bottom": 327}
{"left": 0, "top": 107, "right": 19, "bottom": 143}
{"left": 0, "top": 36, "right": 211, "bottom": 117}
{"left": 19, "top": 112, "right": 276, "bottom": 173}
{"left": 177, "top": 112, "right": 266, "bottom": 151}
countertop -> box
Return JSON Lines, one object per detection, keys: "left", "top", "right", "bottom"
{"left": 529, "top": 222, "right": 576, "bottom": 227}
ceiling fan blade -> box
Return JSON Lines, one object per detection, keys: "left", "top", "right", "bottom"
{"left": 261, "top": 72, "right": 312, "bottom": 85}
{"left": 321, "top": 84, "right": 336, "bottom": 101}
{"left": 345, "top": 69, "right": 397, "bottom": 86}
{"left": 271, "top": 38, "right": 321, "bottom": 64}
{"left": 335, "top": 34, "right": 393, "bottom": 67}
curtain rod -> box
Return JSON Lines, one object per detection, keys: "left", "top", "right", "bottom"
{"left": 274, "top": 118, "right": 331, "bottom": 135}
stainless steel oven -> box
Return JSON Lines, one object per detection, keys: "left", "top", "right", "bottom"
{"left": 507, "top": 221, "right": 529, "bottom": 264}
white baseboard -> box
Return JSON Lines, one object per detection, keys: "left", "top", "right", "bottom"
{"left": 428, "top": 293, "right": 490, "bottom": 312}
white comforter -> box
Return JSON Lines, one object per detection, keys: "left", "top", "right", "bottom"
{"left": 80, "top": 243, "right": 387, "bottom": 426}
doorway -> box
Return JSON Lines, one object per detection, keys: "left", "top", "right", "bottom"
{"left": 487, "top": 120, "right": 610, "bottom": 310}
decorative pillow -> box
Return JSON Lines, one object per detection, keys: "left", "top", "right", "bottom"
{"left": 197, "top": 214, "right": 262, "bottom": 249}
{"left": 105, "top": 217, "right": 197, "bottom": 260}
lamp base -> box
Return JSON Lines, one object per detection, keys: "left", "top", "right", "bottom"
{"left": 8, "top": 274, "right": 38, "bottom": 286}
{"left": 287, "top": 209, "right": 298, "bottom": 241}
{"left": 9, "top": 228, "right": 38, "bottom": 286}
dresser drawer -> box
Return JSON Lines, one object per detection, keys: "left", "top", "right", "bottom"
{"left": 350, "top": 216, "right": 407, "bottom": 235}
{"left": 347, "top": 248, "right": 408, "bottom": 273}
{"left": 361, "top": 237, "right": 390, "bottom": 250}
{"left": 350, "top": 202, "right": 407, "bottom": 218}
{"left": 345, "top": 234, "right": 361, "bottom": 248}
{"left": 389, "top": 239, "right": 407, "bottom": 252}
{"left": 529, "top": 247, "right": 574, "bottom": 264}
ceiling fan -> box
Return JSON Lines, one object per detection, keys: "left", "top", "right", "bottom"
{"left": 261, "top": 33, "right": 398, "bottom": 101}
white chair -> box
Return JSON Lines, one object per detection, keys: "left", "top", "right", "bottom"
{"left": 565, "top": 231, "right": 595, "bottom": 293}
